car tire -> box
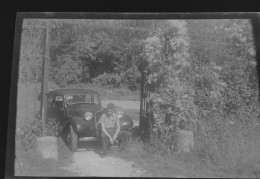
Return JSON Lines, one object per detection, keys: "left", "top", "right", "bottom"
{"left": 70, "top": 125, "right": 78, "bottom": 151}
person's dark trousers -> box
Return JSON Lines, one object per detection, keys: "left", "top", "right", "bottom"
{"left": 100, "top": 132, "right": 109, "bottom": 153}
{"left": 100, "top": 129, "right": 130, "bottom": 152}
{"left": 100, "top": 128, "right": 116, "bottom": 153}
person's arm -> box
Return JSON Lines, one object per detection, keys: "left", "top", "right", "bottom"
{"left": 101, "top": 123, "right": 112, "bottom": 139}
{"left": 113, "top": 117, "right": 120, "bottom": 140}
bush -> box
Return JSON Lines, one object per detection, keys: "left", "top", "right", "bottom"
{"left": 124, "top": 66, "right": 140, "bottom": 91}
{"left": 51, "top": 55, "right": 83, "bottom": 87}
{"left": 92, "top": 72, "right": 123, "bottom": 88}
{"left": 144, "top": 124, "right": 178, "bottom": 156}
{"left": 17, "top": 117, "right": 61, "bottom": 152}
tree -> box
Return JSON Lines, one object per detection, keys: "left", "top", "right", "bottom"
{"left": 19, "top": 19, "right": 47, "bottom": 84}
{"left": 52, "top": 54, "right": 82, "bottom": 87}
{"left": 142, "top": 20, "right": 197, "bottom": 153}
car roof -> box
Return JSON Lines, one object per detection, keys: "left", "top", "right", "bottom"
{"left": 47, "top": 88, "right": 100, "bottom": 96}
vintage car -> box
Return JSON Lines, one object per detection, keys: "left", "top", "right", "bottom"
{"left": 41, "top": 88, "right": 133, "bottom": 151}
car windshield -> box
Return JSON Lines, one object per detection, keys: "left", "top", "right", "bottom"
{"left": 64, "top": 94, "right": 100, "bottom": 105}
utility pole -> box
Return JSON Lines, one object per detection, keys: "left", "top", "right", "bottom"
{"left": 40, "top": 21, "right": 51, "bottom": 124}
{"left": 139, "top": 69, "right": 144, "bottom": 130}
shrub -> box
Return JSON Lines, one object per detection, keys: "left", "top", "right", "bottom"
{"left": 124, "top": 65, "right": 140, "bottom": 91}
{"left": 52, "top": 55, "right": 83, "bottom": 87}
{"left": 92, "top": 72, "right": 123, "bottom": 88}
{"left": 144, "top": 124, "right": 178, "bottom": 156}
{"left": 17, "top": 117, "right": 61, "bottom": 152}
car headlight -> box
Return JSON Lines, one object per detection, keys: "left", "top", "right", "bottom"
{"left": 84, "top": 112, "right": 93, "bottom": 120}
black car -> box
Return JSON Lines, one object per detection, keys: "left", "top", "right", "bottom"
{"left": 41, "top": 88, "right": 133, "bottom": 151}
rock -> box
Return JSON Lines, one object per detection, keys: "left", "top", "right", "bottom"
{"left": 36, "top": 136, "right": 58, "bottom": 161}
{"left": 177, "top": 130, "right": 194, "bottom": 153}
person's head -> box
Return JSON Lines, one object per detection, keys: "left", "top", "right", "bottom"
{"left": 106, "top": 103, "right": 116, "bottom": 117}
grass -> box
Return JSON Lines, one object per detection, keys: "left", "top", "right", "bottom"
{"left": 109, "top": 130, "right": 225, "bottom": 178}
{"left": 214, "top": 124, "right": 260, "bottom": 178}
{"left": 108, "top": 123, "right": 260, "bottom": 178}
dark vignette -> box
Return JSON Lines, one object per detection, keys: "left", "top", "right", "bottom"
{"left": 5, "top": 12, "right": 260, "bottom": 179}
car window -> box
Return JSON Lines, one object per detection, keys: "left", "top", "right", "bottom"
{"left": 65, "top": 94, "right": 100, "bottom": 105}
{"left": 54, "top": 95, "right": 64, "bottom": 108}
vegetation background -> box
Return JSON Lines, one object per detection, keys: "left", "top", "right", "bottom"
{"left": 16, "top": 19, "right": 260, "bottom": 177}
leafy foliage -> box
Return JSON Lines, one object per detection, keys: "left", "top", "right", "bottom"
{"left": 143, "top": 20, "right": 197, "bottom": 152}
{"left": 186, "top": 19, "right": 260, "bottom": 169}
{"left": 92, "top": 72, "right": 123, "bottom": 88}
{"left": 140, "top": 19, "right": 260, "bottom": 174}
{"left": 20, "top": 19, "right": 146, "bottom": 89}
{"left": 52, "top": 54, "right": 83, "bottom": 87}
{"left": 19, "top": 20, "right": 47, "bottom": 84}
{"left": 17, "top": 116, "right": 61, "bottom": 152}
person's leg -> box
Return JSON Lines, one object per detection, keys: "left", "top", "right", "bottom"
{"left": 106, "top": 128, "right": 117, "bottom": 146}
{"left": 117, "top": 131, "right": 130, "bottom": 151}
{"left": 100, "top": 132, "right": 109, "bottom": 153}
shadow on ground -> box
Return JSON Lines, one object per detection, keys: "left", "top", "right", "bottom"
{"left": 76, "top": 141, "right": 104, "bottom": 156}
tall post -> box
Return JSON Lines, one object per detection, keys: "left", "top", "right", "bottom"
{"left": 139, "top": 69, "right": 144, "bottom": 130}
{"left": 40, "top": 21, "right": 51, "bottom": 124}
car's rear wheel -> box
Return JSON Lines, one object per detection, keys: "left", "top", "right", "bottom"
{"left": 70, "top": 125, "right": 78, "bottom": 151}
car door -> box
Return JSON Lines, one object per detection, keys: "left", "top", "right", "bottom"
{"left": 52, "top": 95, "right": 66, "bottom": 125}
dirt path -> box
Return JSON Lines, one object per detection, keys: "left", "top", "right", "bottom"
{"left": 62, "top": 151, "right": 146, "bottom": 177}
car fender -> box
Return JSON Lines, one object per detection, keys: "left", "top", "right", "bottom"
{"left": 119, "top": 114, "right": 133, "bottom": 130}
{"left": 70, "top": 116, "right": 88, "bottom": 133}
{"left": 58, "top": 119, "right": 71, "bottom": 136}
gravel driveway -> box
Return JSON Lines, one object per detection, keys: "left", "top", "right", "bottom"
{"left": 63, "top": 151, "right": 146, "bottom": 177}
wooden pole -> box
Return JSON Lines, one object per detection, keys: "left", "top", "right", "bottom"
{"left": 139, "top": 69, "right": 144, "bottom": 130}
{"left": 40, "top": 21, "right": 51, "bottom": 124}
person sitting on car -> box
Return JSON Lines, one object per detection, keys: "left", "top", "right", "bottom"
{"left": 98, "top": 103, "right": 130, "bottom": 155}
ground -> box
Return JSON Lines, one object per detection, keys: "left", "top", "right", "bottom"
{"left": 63, "top": 148, "right": 147, "bottom": 177}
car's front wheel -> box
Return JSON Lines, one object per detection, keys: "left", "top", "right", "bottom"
{"left": 70, "top": 125, "right": 78, "bottom": 151}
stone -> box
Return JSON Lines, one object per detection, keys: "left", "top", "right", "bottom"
{"left": 36, "top": 136, "right": 58, "bottom": 161}
{"left": 177, "top": 130, "right": 194, "bottom": 152}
